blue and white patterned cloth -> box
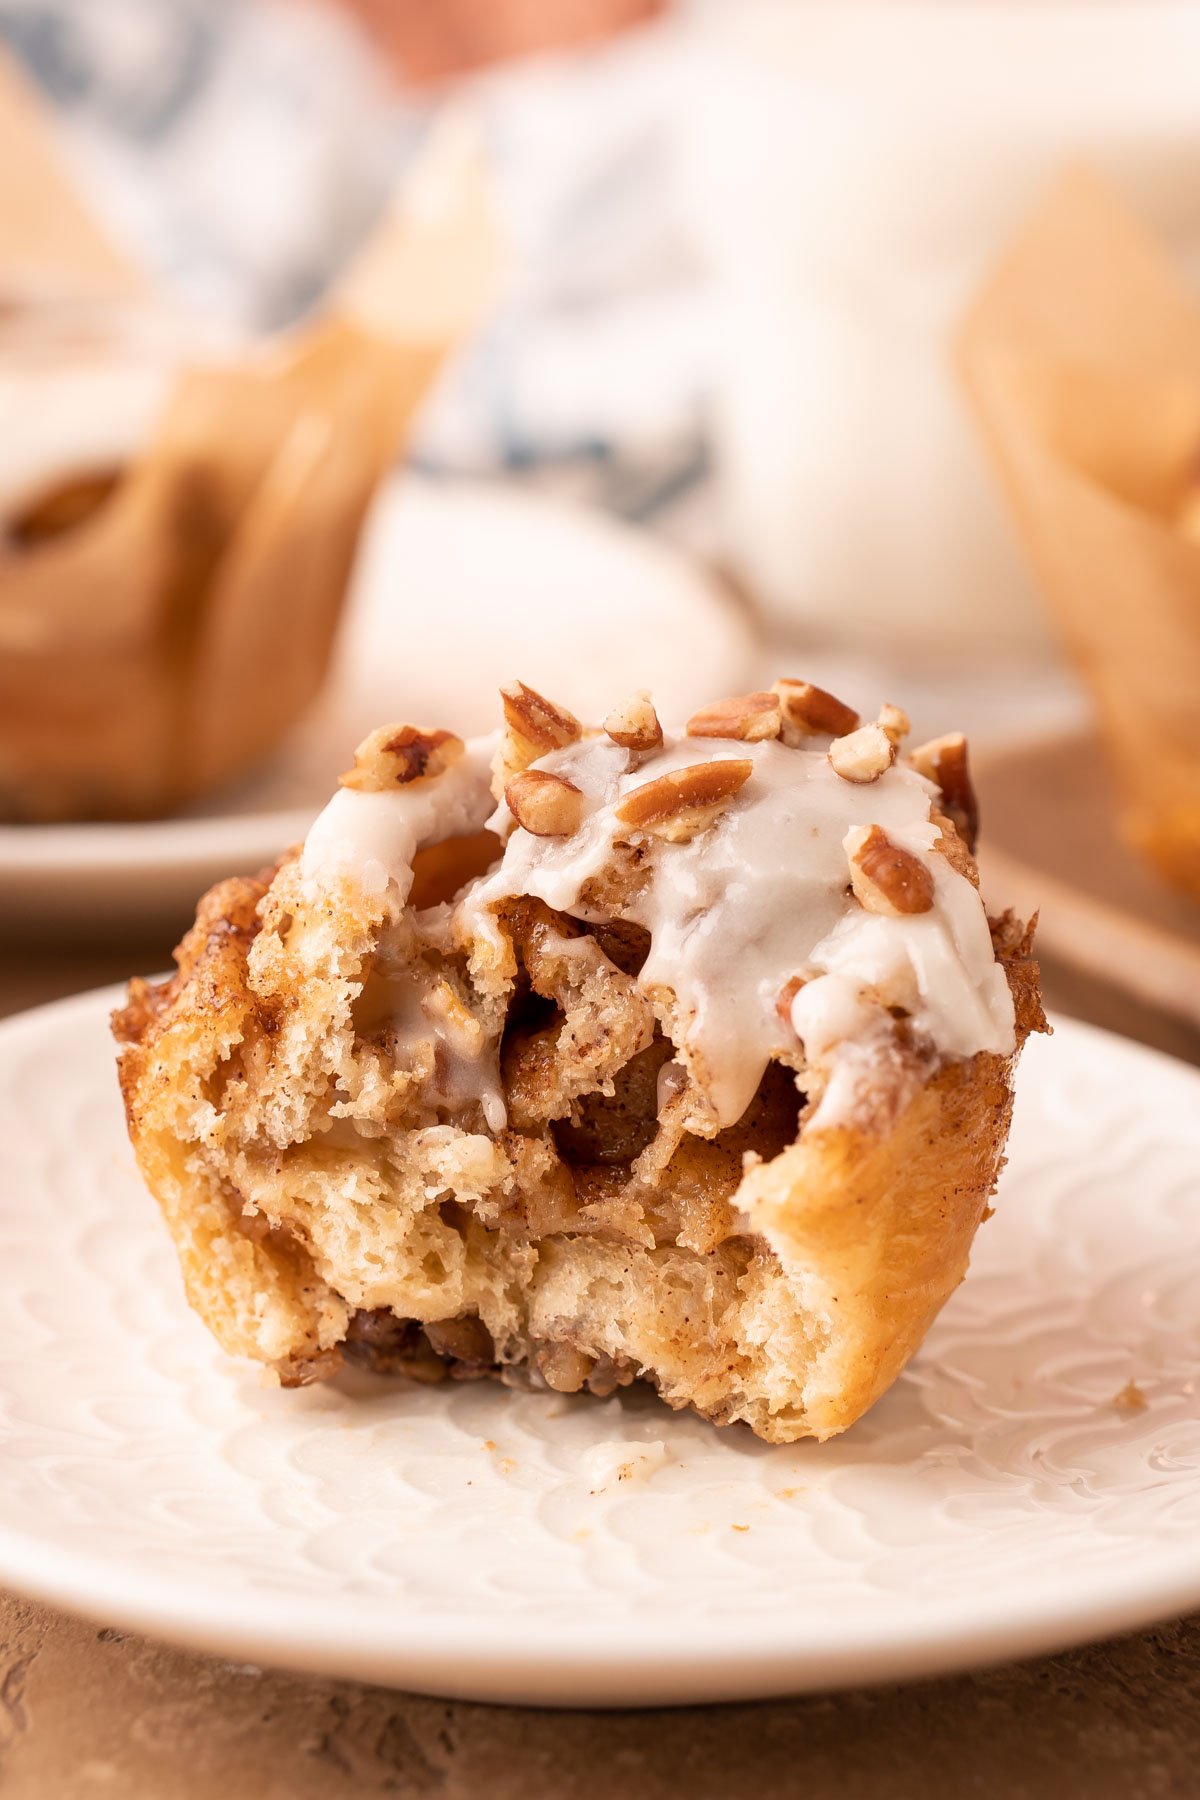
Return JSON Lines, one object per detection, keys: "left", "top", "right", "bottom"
{"left": 0, "top": 0, "right": 713, "bottom": 542}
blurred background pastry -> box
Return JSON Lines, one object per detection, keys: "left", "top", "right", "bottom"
{"left": 0, "top": 52, "right": 499, "bottom": 824}
{"left": 961, "top": 170, "right": 1200, "bottom": 909}
{"left": 0, "top": 291, "right": 191, "bottom": 551}
{"left": 1, "top": 0, "right": 1198, "bottom": 1042}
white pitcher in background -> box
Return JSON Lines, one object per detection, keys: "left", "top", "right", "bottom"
{"left": 676, "top": 0, "right": 1200, "bottom": 662}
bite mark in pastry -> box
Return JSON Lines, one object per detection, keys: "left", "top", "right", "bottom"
{"left": 114, "top": 682, "right": 1045, "bottom": 1442}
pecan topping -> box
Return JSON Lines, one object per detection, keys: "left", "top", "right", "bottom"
{"left": 828, "top": 723, "right": 896, "bottom": 784}
{"left": 501, "top": 681, "right": 581, "bottom": 754}
{"left": 877, "top": 703, "right": 911, "bottom": 747}
{"left": 506, "top": 769, "right": 586, "bottom": 837}
{"left": 686, "top": 692, "right": 781, "bottom": 742}
{"left": 494, "top": 681, "right": 582, "bottom": 799}
{"left": 340, "top": 724, "right": 464, "bottom": 791}
{"left": 908, "top": 732, "right": 979, "bottom": 852}
{"left": 423, "top": 1315, "right": 495, "bottom": 1367}
{"left": 845, "top": 824, "right": 935, "bottom": 916}
{"left": 772, "top": 679, "right": 860, "bottom": 743}
{"left": 536, "top": 1342, "right": 594, "bottom": 1393}
{"left": 615, "top": 758, "right": 753, "bottom": 843}
{"left": 604, "top": 691, "right": 663, "bottom": 753}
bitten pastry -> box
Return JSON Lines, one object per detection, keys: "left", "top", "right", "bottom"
{"left": 114, "top": 680, "right": 1045, "bottom": 1443}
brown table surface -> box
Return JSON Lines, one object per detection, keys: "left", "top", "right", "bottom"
{"left": 1, "top": 934, "right": 1198, "bottom": 1800}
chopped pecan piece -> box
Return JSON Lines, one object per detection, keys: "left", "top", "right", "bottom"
{"left": 537, "top": 1342, "right": 594, "bottom": 1393}
{"left": 424, "top": 1315, "right": 495, "bottom": 1368}
{"left": 877, "top": 703, "right": 911, "bottom": 746}
{"left": 604, "top": 691, "right": 663, "bottom": 753}
{"left": 341, "top": 724, "right": 464, "bottom": 791}
{"left": 494, "top": 680, "right": 582, "bottom": 798}
{"left": 772, "top": 679, "right": 860, "bottom": 743}
{"left": 908, "top": 732, "right": 979, "bottom": 852}
{"left": 505, "top": 769, "right": 585, "bottom": 837}
{"left": 615, "top": 758, "right": 753, "bottom": 843}
{"left": 845, "top": 824, "right": 935, "bottom": 915}
{"left": 686, "top": 692, "right": 781, "bottom": 742}
{"left": 342, "top": 1312, "right": 447, "bottom": 1382}
{"left": 828, "top": 723, "right": 896, "bottom": 784}
{"left": 501, "top": 681, "right": 581, "bottom": 754}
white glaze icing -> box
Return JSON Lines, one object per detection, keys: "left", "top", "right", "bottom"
{"left": 360, "top": 964, "right": 506, "bottom": 1134}
{"left": 300, "top": 723, "right": 1016, "bottom": 1134}
{"left": 789, "top": 972, "right": 876, "bottom": 1060}
{"left": 463, "top": 734, "right": 1014, "bottom": 1127}
{"left": 796, "top": 822, "right": 1014, "bottom": 1063}
{"left": 300, "top": 734, "right": 499, "bottom": 901}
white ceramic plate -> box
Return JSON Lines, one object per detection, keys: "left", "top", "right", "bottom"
{"left": 0, "top": 478, "right": 755, "bottom": 935}
{"left": 1, "top": 992, "right": 1199, "bottom": 1707}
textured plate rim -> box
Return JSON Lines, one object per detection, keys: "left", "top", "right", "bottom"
{"left": 1, "top": 990, "right": 1199, "bottom": 1706}
{"left": 2, "top": 1494, "right": 1200, "bottom": 1707}
{"left": 0, "top": 808, "right": 315, "bottom": 878}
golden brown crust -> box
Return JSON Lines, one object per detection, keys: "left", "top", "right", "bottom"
{"left": 989, "top": 908, "right": 1048, "bottom": 1041}
{"left": 113, "top": 862, "right": 349, "bottom": 1371}
{"left": 739, "top": 1042, "right": 1017, "bottom": 1438}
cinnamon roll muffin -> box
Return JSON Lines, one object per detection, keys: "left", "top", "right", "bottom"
{"left": 114, "top": 679, "right": 1044, "bottom": 1442}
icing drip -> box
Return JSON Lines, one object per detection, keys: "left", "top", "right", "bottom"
{"left": 357, "top": 965, "right": 506, "bottom": 1134}
{"left": 302, "top": 733, "right": 503, "bottom": 1129}
{"left": 301, "top": 727, "right": 1016, "bottom": 1133}
{"left": 300, "top": 734, "right": 499, "bottom": 901}
{"left": 463, "top": 734, "right": 1014, "bottom": 1127}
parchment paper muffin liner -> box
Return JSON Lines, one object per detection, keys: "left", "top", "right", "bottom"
{"left": 959, "top": 168, "right": 1200, "bottom": 901}
{"left": 0, "top": 54, "right": 501, "bottom": 822}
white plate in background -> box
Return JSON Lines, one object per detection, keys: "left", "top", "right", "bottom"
{"left": 0, "top": 477, "right": 756, "bottom": 935}
{"left": 1, "top": 994, "right": 1199, "bottom": 1705}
